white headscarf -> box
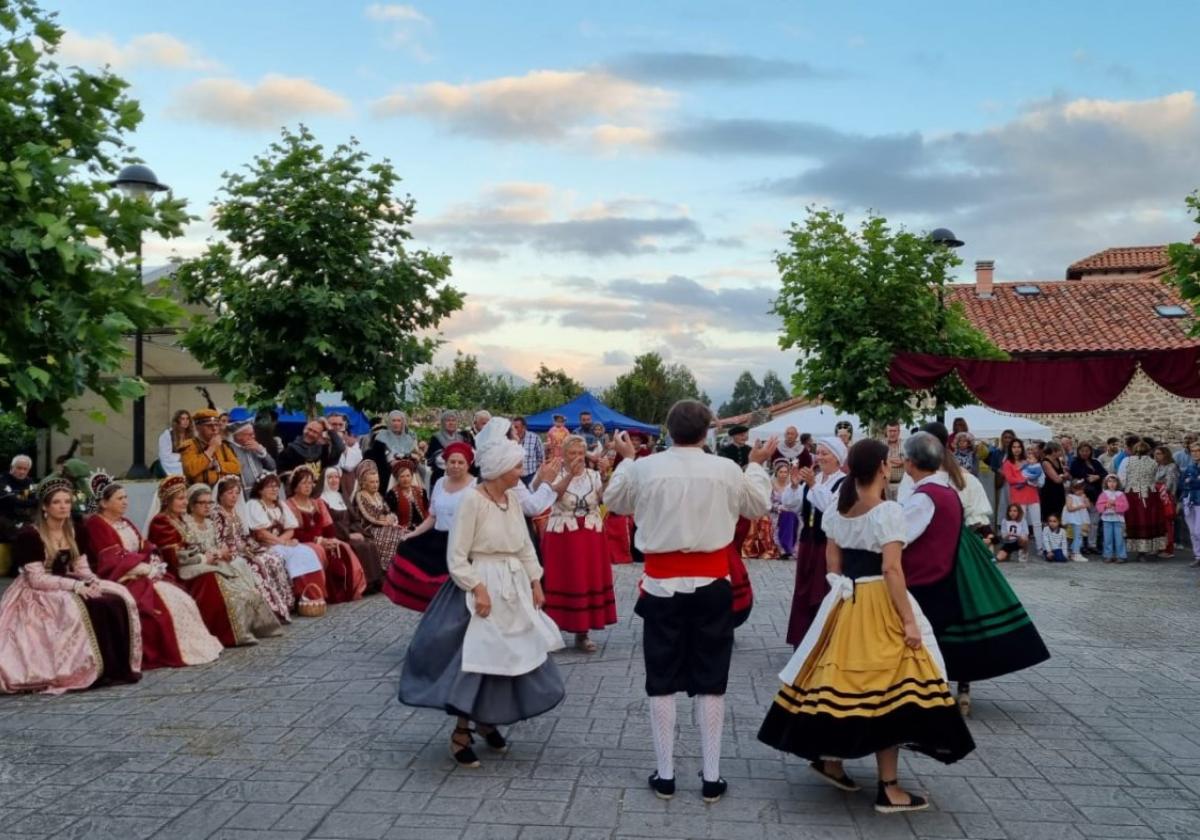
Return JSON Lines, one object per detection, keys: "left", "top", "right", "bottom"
{"left": 320, "top": 467, "right": 347, "bottom": 512}
{"left": 817, "top": 436, "right": 848, "bottom": 465}
{"left": 474, "top": 417, "right": 524, "bottom": 480}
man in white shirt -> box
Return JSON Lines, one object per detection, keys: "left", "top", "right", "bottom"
{"left": 327, "top": 413, "right": 363, "bottom": 473}
{"left": 606, "top": 399, "right": 775, "bottom": 805}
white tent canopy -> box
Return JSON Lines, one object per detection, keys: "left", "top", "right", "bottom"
{"left": 748, "top": 404, "right": 1052, "bottom": 443}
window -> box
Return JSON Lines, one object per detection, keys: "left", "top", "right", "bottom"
{"left": 1014, "top": 285, "right": 1040, "bottom": 296}
{"left": 1156, "top": 304, "right": 1188, "bottom": 318}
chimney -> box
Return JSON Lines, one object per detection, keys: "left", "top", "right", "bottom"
{"left": 975, "top": 260, "right": 994, "bottom": 298}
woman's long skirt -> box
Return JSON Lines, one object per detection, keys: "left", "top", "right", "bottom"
{"left": 758, "top": 575, "right": 974, "bottom": 764}
{"left": 1125, "top": 491, "right": 1167, "bottom": 554}
{"left": 541, "top": 523, "right": 617, "bottom": 633}
{"left": 383, "top": 529, "right": 449, "bottom": 613}
{"left": 785, "top": 536, "right": 829, "bottom": 646}
{"left": 398, "top": 580, "right": 565, "bottom": 725}
{"left": 775, "top": 511, "right": 799, "bottom": 557}
{"left": 604, "top": 513, "right": 633, "bottom": 565}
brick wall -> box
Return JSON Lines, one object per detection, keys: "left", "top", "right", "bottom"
{"left": 1027, "top": 369, "right": 1200, "bottom": 445}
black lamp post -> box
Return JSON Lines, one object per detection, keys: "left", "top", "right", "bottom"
{"left": 928, "top": 228, "right": 965, "bottom": 424}
{"left": 109, "top": 164, "right": 169, "bottom": 479}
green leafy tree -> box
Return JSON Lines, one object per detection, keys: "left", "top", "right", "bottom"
{"left": 603, "top": 352, "right": 703, "bottom": 425}
{"left": 0, "top": 2, "right": 190, "bottom": 430}
{"left": 177, "top": 126, "right": 461, "bottom": 416}
{"left": 718, "top": 371, "right": 760, "bottom": 417}
{"left": 759, "top": 370, "right": 790, "bottom": 408}
{"left": 773, "top": 208, "right": 1003, "bottom": 428}
{"left": 512, "top": 364, "right": 584, "bottom": 415}
{"left": 1166, "top": 191, "right": 1200, "bottom": 314}
{"left": 414, "top": 352, "right": 497, "bottom": 410}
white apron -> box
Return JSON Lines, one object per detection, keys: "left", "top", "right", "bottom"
{"left": 461, "top": 553, "right": 564, "bottom": 676}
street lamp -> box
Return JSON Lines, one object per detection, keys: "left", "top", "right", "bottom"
{"left": 928, "top": 228, "right": 964, "bottom": 424}
{"left": 109, "top": 164, "right": 169, "bottom": 480}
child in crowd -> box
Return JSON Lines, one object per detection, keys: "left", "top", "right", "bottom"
{"left": 546, "top": 414, "right": 569, "bottom": 459}
{"left": 996, "top": 503, "right": 1029, "bottom": 562}
{"left": 1022, "top": 447, "right": 1046, "bottom": 490}
{"left": 1062, "top": 480, "right": 1091, "bottom": 562}
{"left": 1040, "top": 515, "right": 1069, "bottom": 563}
{"left": 1095, "top": 474, "right": 1130, "bottom": 564}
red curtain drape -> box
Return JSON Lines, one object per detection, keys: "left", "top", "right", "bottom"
{"left": 889, "top": 349, "right": 1200, "bottom": 413}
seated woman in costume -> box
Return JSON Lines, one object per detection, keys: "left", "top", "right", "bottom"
{"left": 85, "top": 477, "right": 222, "bottom": 668}
{"left": 540, "top": 435, "right": 616, "bottom": 653}
{"left": 0, "top": 477, "right": 142, "bottom": 693}
{"left": 150, "top": 479, "right": 281, "bottom": 645}
{"left": 398, "top": 429, "right": 564, "bottom": 767}
{"left": 286, "top": 466, "right": 366, "bottom": 604}
{"left": 758, "top": 439, "right": 974, "bottom": 814}
{"left": 212, "top": 475, "right": 294, "bottom": 622}
{"left": 351, "top": 461, "right": 408, "bottom": 562}
{"left": 319, "top": 468, "right": 383, "bottom": 593}
{"left": 244, "top": 473, "right": 326, "bottom": 602}
{"left": 382, "top": 443, "right": 475, "bottom": 612}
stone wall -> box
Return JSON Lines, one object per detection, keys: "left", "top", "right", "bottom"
{"left": 1027, "top": 369, "right": 1200, "bottom": 445}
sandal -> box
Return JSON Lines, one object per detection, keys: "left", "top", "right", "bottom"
{"left": 574, "top": 634, "right": 598, "bottom": 653}
{"left": 477, "top": 724, "right": 508, "bottom": 753}
{"left": 874, "top": 779, "right": 928, "bottom": 814}
{"left": 957, "top": 689, "right": 971, "bottom": 717}
{"left": 450, "top": 726, "right": 480, "bottom": 768}
{"left": 809, "top": 760, "right": 860, "bottom": 792}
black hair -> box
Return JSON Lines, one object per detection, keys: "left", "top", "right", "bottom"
{"left": 665, "top": 400, "right": 712, "bottom": 446}
{"left": 837, "top": 439, "right": 889, "bottom": 514}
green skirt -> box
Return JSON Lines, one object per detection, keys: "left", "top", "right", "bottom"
{"left": 937, "top": 528, "right": 1050, "bottom": 682}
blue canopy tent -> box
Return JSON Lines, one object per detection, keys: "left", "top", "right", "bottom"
{"left": 227, "top": 406, "right": 373, "bottom": 440}
{"left": 522, "top": 392, "right": 659, "bottom": 435}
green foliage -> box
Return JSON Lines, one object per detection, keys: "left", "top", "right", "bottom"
{"left": 0, "top": 1, "right": 189, "bottom": 430}
{"left": 414, "top": 355, "right": 583, "bottom": 416}
{"left": 718, "top": 371, "right": 762, "bottom": 417}
{"left": 773, "top": 208, "right": 1004, "bottom": 428}
{"left": 1166, "top": 192, "right": 1200, "bottom": 318}
{"left": 759, "top": 370, "right": 790, "bottom": 407}
{"left": 602, "top": 352, "right": 704, "bottom": 425}
{"left": 0, "top": 410, "right": 35, "bottom": 467}
{"left": 177, "top": 125, "right": 462, "bottom": 416}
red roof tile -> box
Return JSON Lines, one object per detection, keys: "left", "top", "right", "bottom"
{"left": 1066, "top": 246, "right": 1169, "bottom": 279}
{"left": 716, "top": 395, "right": 812, "bottom": 426}
{"left": 948, "top": 278, "right": 1199, "bottom": 355}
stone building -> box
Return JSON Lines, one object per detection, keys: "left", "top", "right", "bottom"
{"left": 948, "top": 243, "right": 1200, "bottom": 444}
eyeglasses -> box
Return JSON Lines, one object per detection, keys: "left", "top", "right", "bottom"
{"left": 194, "top": 500, "right": 213, "bottom": 506}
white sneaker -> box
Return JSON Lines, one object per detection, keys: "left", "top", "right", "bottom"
{"left": 1072, "top": 553, "right": 1087, "bottom": 562}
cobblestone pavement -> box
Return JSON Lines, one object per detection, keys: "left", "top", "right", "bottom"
{"left": 2, "top": 552, "right": 1200, "bottom": 840}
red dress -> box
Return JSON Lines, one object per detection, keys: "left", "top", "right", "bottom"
{"left": 289, "top": 499, "right": 366, "bottom": 604}
{"left": 149, "top": 514, "right": 239, "bottom": 647}
{"left": 603, "top": 512, "right": 633, "bottom": 564}
{"left": 540, "top": 470, "right": 617, "bottom": 633}
{"left": 83, "top": 516, "right": 187, "bottom": 669}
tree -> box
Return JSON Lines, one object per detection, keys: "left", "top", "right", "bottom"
{"left": 0, "top": 2, "right": 190, "bottom": 430}
{"left": 718, "top": 371, "right": 760, "bottom": 417}
{"left": 773, "top": 208, "right": 1003, "bottom": 428}
{"left": 177, "top": 126, "right": 462, "bottom": 416}
{"left": 1166, "top": 191, "right": 1200, "bottom": 314}
{"left": 603, "top": 352, "right": 703, "bottom": 425}
{"left": 759, "top": 370, "right": 790, "bottom": 408}
{"left": 512, "top": 364, "right": 583, "bottom": 415}
{"left": 414, "top": 352, "right": 497, "bottom": 410}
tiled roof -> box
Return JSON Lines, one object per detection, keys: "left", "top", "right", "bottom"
{"left": 716, "top": 395, "right": 812, "bottom": 426}
{"left": 1066, "top": 246, "right": 1169, "bottom": 279}
{"left": 948, "top": 279, "right": 1199, "bottom": 354}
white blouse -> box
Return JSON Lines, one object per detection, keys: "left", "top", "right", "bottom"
{"left": 823, "top": 500, "right": 908, "bottom": 552}
{"left": 446, "top": 488, "right": 542, "bottom": 592}
{"left": 430, "top": 477, "right": 475, "bottom": 532}
{"left": 246, "top": 500, "right": 299, "bottom": 532}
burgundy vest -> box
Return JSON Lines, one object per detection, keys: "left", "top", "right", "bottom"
{"left": 903, "top": 482, "right": 962, "bottom": 587}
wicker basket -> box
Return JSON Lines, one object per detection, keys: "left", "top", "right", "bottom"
{"left": 297, "top": 583, "right": 327, "bottom": 618}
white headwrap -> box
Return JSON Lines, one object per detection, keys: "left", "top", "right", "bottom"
{"left": 474, "top": 417, "right": 523, "bottom": 480}
{"left": 320, "top": 467, "right": 347, "bottom": 512}
{"left": 817, "top": 436, "right": 848, "bottom": 465}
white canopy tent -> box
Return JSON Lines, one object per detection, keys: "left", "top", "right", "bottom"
{"left": 748, "top": 403, "right": 1052, "bottom": 442}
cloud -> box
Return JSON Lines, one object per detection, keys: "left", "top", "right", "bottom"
{"left": 57, "top": 31, "right": 220, "bottom": 71}
{"left": 364, "top": 4, "right": 432, "bottom": 59}
{"left": 604, "top": 51, "right": 836, "bottom": 84}
{"left": 414, "top": 183, "right": 718, "bottom": 258}
{"left": 371, "top": 70, "right": 673, "bottom": 141}
{"left": 601, "top": 350, "right": 633, "bottom": 365}
{"left": 168, "top": 74, "right": 351, "bottom": 129}
{"left": 435, "top": 300, "right": 506, "bottom": 340}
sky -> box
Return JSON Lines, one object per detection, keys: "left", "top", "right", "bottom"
{"left": 48, "top": 1, "right": 1200, "bottom": 406}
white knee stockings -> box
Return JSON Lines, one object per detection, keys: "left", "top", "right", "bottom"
{"left": 648, "top": 694, "right": 726, "bottom": 783}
